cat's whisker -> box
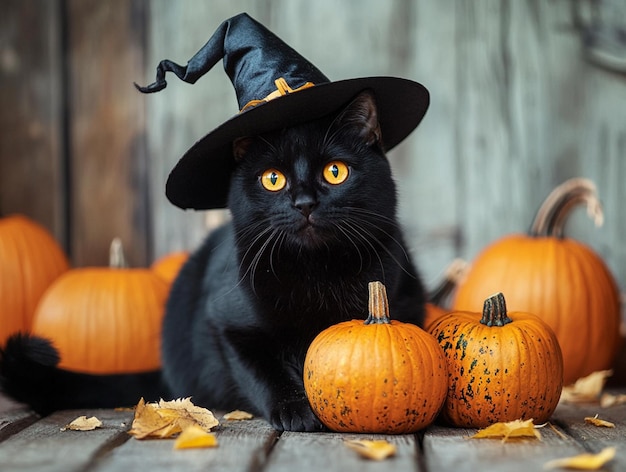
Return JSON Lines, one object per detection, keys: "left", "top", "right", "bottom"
{"left": 237, "top": 225, "right": 274, "bottom": 278}
{"left": 333, "top": 222, "right": 366, "bottom": 273}
{"left": 341, "top": 216, "right": 416, "bottom": 280}
{"left": 344, "top": 207, "right": 401, "bottom": 227}
{"left": 248, "top": 228, "right": 282, "bottom": 296}
{"left": 321, "top": 120, "right": 357, "bottom": 149}
{"left": 338, "top": 219, "right": 386, "bottom": 280}
{"left": 269, "top": 230, "right": 287, "bottom": 280}
{"left": 257, "top": 135, "right": 278, "bottom": 154}
{"left": 342, "top": 208, "right": 413, "bottom": 264}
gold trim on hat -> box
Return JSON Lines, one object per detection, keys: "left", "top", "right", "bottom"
{"left": 240, "top": 77, "right": 315, "bottom": 112}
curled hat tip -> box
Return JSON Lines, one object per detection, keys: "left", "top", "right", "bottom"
{"left": 134, "top": 80, "right": 167, "bottom": 94}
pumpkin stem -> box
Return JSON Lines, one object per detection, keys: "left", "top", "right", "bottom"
{"left": 529, "top": 178, "right": 603, "bottom": 238}
{"left": 428, "top": 258, "right": 469, "bottom": 309}
{"left": 365, "top": 281, "right": 392, "bottom": 325}
{"left": 480, "top": 293, "right": 513, "bottom": 327}
{"left": 109, "top": 237, "right": 128, "bottom": 268}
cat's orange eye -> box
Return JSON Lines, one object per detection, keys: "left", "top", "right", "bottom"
{"left": 261, "top": 168, "right": 287, "bottom": 192}
{"left": 323, "top": 161, "right": 349, "bottom": 185}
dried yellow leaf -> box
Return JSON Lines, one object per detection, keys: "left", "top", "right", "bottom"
{"left": 560, "top": 370, "right": 613, "bottom": 404}
{"left": 63, "top": 416, "right": 103, "bottom": 431}
{"left": 344, "top": 439, "right": 396, "bottom": 461}
{"left": 543, "top": 447, "right": 616, "bottom": 470}
{"left": 584, "top": 415, "right": 615, "bottom": 428}
{"left": 173, "top": 425, "right": 218, "bottom": 450}
{"left": 600, "top": 392, "right": 626, "bottom": 408}
{"left": 157, "top": 398, "right": 219, "bottom": 431}
{"left": 128, "top": 397, "right": 219, "bottom": 440}
{"left": 470, "top": 419, "right": 541, "bottom": 442}
{"left": 223, "top": 410, "right": 254, "bottom": 421}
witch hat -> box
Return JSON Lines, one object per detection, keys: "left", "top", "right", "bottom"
{"left": 137, "top": 12, "right": 429, "bottom": 210}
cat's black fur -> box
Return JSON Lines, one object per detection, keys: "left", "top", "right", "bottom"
{"left": 0, "top": 91, "right": 425, "bottom": 431}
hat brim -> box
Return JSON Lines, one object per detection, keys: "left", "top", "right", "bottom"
{"left": 166, "top": 76, "right": 429, "bottom": 210}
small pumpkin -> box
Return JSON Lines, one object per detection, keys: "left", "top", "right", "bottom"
{"left": 31, "top": 238, "right": 169, "bottom": 374}
{"left": 429, "top": 292, "right": 563, "bottom": 428}
{"left": 453, "top": 178, "right": 621, "bottom": 385}
{"left": 0, "top": 215, "right": 69, "bottom": 345}
{"left": 304, "top": 281, "right": 448, "bottom": 433}
{"left": 151, "top": 250, "right": 189, "bottom": 284}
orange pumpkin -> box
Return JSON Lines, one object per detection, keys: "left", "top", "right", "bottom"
{"left": 0, "top": 215, "right": 69, "bottom": 344}
{"left": 429, "top": 292, "right": 563, "bottom": 428}
{"left": 31, "top": 239, "right": 169, "bottom": 374}
{"left": 151, "top": 251, "right": 189, "bottom": 284}
{"left": 453, "top": 178, "right": 621, "bottom": 385}
{"left": 304, "top": 281, "right": 448, "bottom": 433}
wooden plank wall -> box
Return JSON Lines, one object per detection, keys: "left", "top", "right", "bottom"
{"left": 1, "top": 0, "right": 625, "bottom": 307}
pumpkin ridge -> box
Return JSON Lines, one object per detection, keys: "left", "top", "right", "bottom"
{"left": 566, "top": 240, "right": 620, "bottom": 379}
{"left": 304, "top": 282, "right": 447, "bottom": 433}
{"left": 516, "top": 322, "right": 536, "bottom": 420}
{"left": 431, "top": 295, "right": 563, "bottom": 427}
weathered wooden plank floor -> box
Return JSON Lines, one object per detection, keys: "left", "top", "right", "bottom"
{"left": 0, "top": 390, "right": 624, "bottom": 472}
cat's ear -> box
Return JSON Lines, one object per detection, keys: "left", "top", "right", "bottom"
{"left": 338, "top": 90, "right": 382, "bottom": 146}
{"left": 233, "top": 137, "right": 254, "bottom": 161}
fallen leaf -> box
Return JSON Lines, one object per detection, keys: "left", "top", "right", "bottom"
{"left": 223, "top": 410, "right": 254, "bottom": 421}
{"left": 600, "top": 392, "right": 626, "bottom": 408}
{"left": 470, "top": 419, "right": 541, "bottom": 442}
{"left": 128, "top": 398, "right": 178, "bottom": 439}
{"left": 128, "top": 397, "right": 219, "bottom": 440}
{"left": 560, "top": 370, "right": 613, "bottom": 404}
{"left": 157, "top": 398, "right": 219, "bottom": 431}
{"left": 62, "top": 416, "right": 103, "bottom": 431}
{"left": 543, "top": 447, "right": 616, "bottom": 470}
{"left": 344, "top": 439, "right": 396, "bottom": 461}
{"left": 173, "top": 425, "right": 218, "bottom": 450}
{"left": 584, "top": 415, "right": 615, "bottom": 428}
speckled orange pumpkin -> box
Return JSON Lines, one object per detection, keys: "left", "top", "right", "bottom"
{"left": 429, "top": 293, "right": 563, "bottom": 428}
{"left": 453, "top": 179, "right": 621, "bottom": 385}
{"left": 304, "top": 281, "right": 448, "bottom": 434}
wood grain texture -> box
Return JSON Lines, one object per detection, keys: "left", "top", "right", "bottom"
{"left": 423, "top": 423, "right": 584, "bottom": 472}
{"left": 0, "top": 396, "right": 626, "bottom": 472}
{"left": 0, "top": 0, "right": 66, "bottom": 246}
{"left": 93, "top": 417, "right": 277, "bottom": 472}
{"left": 0, "top": 408, "right": 39, "bottom": 442}
{"left": 66, "top": 0, "right": 150, "bottom": 266}
{"left": 552, "top": 396, "right": 626, "bottom": 470}
{"left": 264, "top": 431, "right": 420, "bottom": 472}
{"left": 0, "top": 409, "right": 133, "bottom": 472}
{"left": 0, "top": 393, "right": 625, "bottom": 471}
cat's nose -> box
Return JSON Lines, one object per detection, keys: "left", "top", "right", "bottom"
{"left": 294, "top": 196, "right": 317, "bottom": 217}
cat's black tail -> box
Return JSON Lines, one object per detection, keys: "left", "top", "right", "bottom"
{"left": 0, "top": 333, "right": 169, "bottom": 415}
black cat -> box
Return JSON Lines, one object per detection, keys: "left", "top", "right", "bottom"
{"left": 0, "top": 91, "right": 425, "bottom": 431}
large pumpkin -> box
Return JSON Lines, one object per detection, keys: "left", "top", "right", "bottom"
{"left": 304, "top": 281, "right": 448, "bottom": 434}
{"left": 453, "top": 178, "right": 621, "bottom": 385}
{"left": 0, "top": 215, "right": 69, "bottom": 344}
{"left": 31, "top": 239, "right": 169, "bottom": 374}
{"left": 429, "top": 292, "right": 563, "bottom": 428}
{"left": 150, "top": 250, "right": 189, "bottom": 284}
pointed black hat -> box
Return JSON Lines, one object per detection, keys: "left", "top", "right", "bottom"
{"left": 137, "top": 13, "right": 429, "bottom": 210}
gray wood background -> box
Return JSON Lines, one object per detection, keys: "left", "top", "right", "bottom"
{"left": 1, "top": 0, "right": 625, "bottom": 303}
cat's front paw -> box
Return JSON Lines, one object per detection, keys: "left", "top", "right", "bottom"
{"left": 269, "top": 397, "right": 325, "bottom": 432}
